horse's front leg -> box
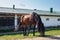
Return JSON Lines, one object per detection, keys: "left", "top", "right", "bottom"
{"left": 33, "top": 25, "right": 35, "bottom": 36}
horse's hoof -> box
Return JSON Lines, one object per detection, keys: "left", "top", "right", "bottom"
{"left": 40, "top": 35, "right": 45, "bottom": 37}
{"left": 23, "top": 35, "right": 26, "bottom": 36}
{"left": 33, "top": 35, "right": 35, "bottom": 36}
{"left": 23, "top": 34, "right": 28, "bottom": 36}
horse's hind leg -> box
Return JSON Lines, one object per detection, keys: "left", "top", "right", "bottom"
{"left": 26, "top": 25, "right": 30, "bottom": 36}
{"left": 23, "top": 27, "right": 27, "bottom": 36}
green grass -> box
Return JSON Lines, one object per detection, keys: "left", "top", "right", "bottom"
{"left": 0, "top": 27, "right": 60, "bottom": 40}
{"left": 45, "top": 27, "right": 60, "bottom": 35}
{"left": 45, "top": 29, "right": 60, "bottom": 35}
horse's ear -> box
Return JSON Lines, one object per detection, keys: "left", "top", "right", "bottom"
{"left": 32, "top": 12, "right": 38, "bottom": 15}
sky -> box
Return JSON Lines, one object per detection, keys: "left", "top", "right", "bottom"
{"left": 0, "top": 0, "right": 60, "bottom": 12}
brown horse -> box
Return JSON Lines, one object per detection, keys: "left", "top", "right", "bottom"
{"left": 15, "top": 12, "right": 45, "bottom": 37}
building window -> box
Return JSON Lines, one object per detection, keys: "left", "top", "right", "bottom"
{"left": 46, "top": 18, "right": 49, "bottom": 21}
{"left": 58, "top": 18, "right": 60, "bottom": 21}
{"left": 0, "top": 17, "right": 14, "bottom": 26}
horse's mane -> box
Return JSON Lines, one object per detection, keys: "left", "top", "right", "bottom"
{"left": 32, "top": 12, "right": 42, "bottom": 24}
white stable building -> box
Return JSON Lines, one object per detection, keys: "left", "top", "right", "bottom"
{"left": 0, "top": 6, "right": 60, "bottom": 30}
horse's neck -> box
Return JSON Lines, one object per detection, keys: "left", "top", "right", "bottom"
{"left": 36, "top": 15, "right": 42, "bottom": 24}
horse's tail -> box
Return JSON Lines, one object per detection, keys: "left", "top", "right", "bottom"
{"left": 20, "top": 15, "right": 24, "bottom": 22}
{"left": 14, "top": 25, "right": 19, "bottom": 32}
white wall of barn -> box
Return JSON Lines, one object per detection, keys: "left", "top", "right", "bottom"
{"left": 40, "top": 16, "right": 60, "bottom": 27}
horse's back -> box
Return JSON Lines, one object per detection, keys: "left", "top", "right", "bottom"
{"left": 20, "top": 15, "right": 33, "bottom": 25}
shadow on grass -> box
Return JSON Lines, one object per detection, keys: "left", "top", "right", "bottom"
{"left": 0, "top": 33, "right": 22, "bottom": 37}
{"left": 45, "top": 27, "right": 60, "bottom": 31}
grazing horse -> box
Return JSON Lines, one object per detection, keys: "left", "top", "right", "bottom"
{"left": 15, "top": 12, "right": 45, "bottom": 37}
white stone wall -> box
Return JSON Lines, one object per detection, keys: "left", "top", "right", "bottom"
{"left": 41, "top": 16, "right": 60, "bottom": 27}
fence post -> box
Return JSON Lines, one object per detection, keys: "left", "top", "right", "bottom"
{"left": 14, "top": 14, "right": 18, "bottom": 31}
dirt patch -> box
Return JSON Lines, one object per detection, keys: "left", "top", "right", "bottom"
{"left": 21, "top": 37, "right": 60, "bottom": 40}
{"left": 0, "top": 35, "right": 60, "bottom": 40}
{"left": 20, "top": 35, "right": 60, "bottom": 40}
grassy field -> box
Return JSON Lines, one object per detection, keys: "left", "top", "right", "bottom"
{"left": 0, "top": 27, "right": 60, "bottom": 40}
